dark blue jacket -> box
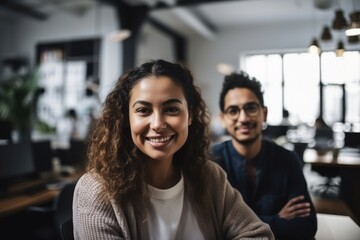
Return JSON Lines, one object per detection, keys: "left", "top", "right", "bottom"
{"left": 212, "top": 139, "right": 317, "bottom": 240}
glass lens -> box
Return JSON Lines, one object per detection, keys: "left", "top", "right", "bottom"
{"left": 244, "top": 103, "right": 259, "bottom": 116}
{"left": 224, "top": 102, "right": 260, "bottom": 119}
{"left": 225, "top": 106, "right": 239, "bottom": 118}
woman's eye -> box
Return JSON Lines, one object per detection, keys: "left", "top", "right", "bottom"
{"left": 136, "top": 108, "right": 151, "bottom": 114}
{"left": 166, "top": 107, "right": 180, "bottom": 113}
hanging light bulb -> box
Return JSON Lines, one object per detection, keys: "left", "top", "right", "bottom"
{"left": 321, "top": 25, "right": 332, "bottom": 40}
{"left": 309, "top": 38, "right": 321, "bottom": 54}
{"left": 335, "top": 41, "right": 345, "bottom": 57}
{"left": 332, "top": 9, "right": 348, "bottom": 30}
{"left": 345, "top": 11, "right": 360, "bottom": 36}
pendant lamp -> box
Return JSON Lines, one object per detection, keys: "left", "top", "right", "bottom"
{"left": 309, "top": 38, "right": 321, "bottom": 54}
{"left": 345, "top": 11, "right": 360, "bottom": 36}
{"left": 321, "top": 26, "right": 332, "bottom": 40}
{"left": 332, "top": 9, "right": 348, "bottom": 30}
{"left": 335, "top": 41, "right": 345, "bottom": 57}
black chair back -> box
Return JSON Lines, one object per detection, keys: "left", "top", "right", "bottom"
{"left": 60, "top": 217, "right": 74, "bottom": 240}
{"left": 54, "top": 182, "right": 76, "bottom": 238}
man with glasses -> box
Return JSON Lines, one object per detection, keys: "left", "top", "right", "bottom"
{"left": 211, "top": 71, "right": 317, "bottom": 240}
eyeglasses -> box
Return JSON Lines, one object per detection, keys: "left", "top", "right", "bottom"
{"left": 223, "top": 102, "right": 261, "bottom": 120}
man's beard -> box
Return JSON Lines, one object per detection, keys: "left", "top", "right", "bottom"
{"left": 233, "top": 132, "right": 261, "bottom": 146}
{"left": 231, "top": 122, "right": 261, "bottom": 146}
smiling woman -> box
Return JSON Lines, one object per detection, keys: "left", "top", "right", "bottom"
{"left": 129, "top": 75, "right": 191, "bottom": 170}
{"left": 72, "top": 59, "right": 274, "bottom": 239}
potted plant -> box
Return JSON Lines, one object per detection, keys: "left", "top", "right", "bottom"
{"left": 0, "top": 68, "right": 40, "bottom": 142}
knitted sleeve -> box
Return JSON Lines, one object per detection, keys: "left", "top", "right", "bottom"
{"left": 72, "top": 173, "right": 129, "bottom": 240}
{"left": 207, "top": 161, "right": 275, "bottom": 240}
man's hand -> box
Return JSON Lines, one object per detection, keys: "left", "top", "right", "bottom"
{"left": 278, "top": 195, "right": 311, "bottom": 220}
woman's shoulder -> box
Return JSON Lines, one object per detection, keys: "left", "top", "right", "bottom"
{"left": 76, "top": 171, "right": 102, "bottom": 187}
{"left": 74, "top": 171, "right": 107, "bottom": 203}
{"left": 204, "top": 160, "right": 228, "bottom": 182}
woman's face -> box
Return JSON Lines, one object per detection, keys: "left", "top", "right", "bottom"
{"left": 129, "top": 76, "right": 192, "bottom": 162}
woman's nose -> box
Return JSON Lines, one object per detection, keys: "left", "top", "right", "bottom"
{"left": 150, "top": 112, "right": 166, "bottom": 131}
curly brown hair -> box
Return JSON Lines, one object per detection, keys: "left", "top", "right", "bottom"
{"left": 86, "top": 59, "right": 212, "bottom": 212}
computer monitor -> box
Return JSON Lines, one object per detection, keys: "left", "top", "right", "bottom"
{"left": 31, "top": 140, "right": 54, "bottom": 175}
{"left": 344, "top": 132, "right": 360, "bottom": 149}
{"left": 55, "top": 140, "right": 87, "bottom": 169}
{"left": 263, "top": 125, "right": 289, "bottom": 139}
{"left": 0, "top": 142, "right": 36, "bottom": 194}
{"left": 0, "top": 120, "right": 12, "bottom": 144}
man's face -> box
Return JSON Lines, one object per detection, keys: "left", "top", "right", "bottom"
{"left": 220, "top": 88, "right": 267, "bottom": 145}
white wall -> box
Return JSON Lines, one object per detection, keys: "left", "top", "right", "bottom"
{"left": 137, "top": 23, "right": 175, "bottom": 65}
{"left": 0, "top": 4, "right": 121, "bottom": 101}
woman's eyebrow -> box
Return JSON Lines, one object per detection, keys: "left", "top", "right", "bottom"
{"left": 162, "top": 98, "right": 183, "bottom": 105}
{"left": 132, "top": 98, "right": 183, "bottom": 108}
{"left": 132, "top": 100, "right": 151, "bottom": 107}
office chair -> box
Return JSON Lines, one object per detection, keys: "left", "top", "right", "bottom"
{"left": 310, "top": 165, "right": 340, "bottom": 199}
{"left": 60, "top": 217, "right": 74, "bottom": 240}
{"left": 54, "top": 182, "right": 77, "bottom": 238}
{"left": 26, "top": 181, "right": 77, "bottom": 239}
{"left": 309, "top": 127, "right": 340, "bottom": 199}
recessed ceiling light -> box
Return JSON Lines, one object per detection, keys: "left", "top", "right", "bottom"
{"left": 107, "top": 29, "right": 132, "bottom": 42}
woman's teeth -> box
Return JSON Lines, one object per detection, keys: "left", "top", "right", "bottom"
{"left": 148, "top": 136, "right": 171, "bottom": 143}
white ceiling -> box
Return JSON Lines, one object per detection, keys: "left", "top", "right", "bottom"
{"left": 149, "top": 0, "right": 355, "bottom": 38}
{"left": 0, "top": 0, "right": 356, "bottom": 38}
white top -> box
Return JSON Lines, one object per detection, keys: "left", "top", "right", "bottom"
{"left": 148, "top": 174, "right": 204, "bottom": 240}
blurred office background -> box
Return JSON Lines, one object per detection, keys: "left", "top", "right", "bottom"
{"left": 0, "top": 0, "right": 360, "bottom": 238}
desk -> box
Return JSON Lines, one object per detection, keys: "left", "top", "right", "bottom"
{"left": 316, "top": 213, "right": 360, "bottom": 240}
{"left": 303, "top": 148, "right": 360, "bottom": 167}
{"left": 0, "top": 173, "right": 81, "bottom": 218}
{"left": 304, "top": 148, "right": 360, "bottom": 227}
{"left": 0, "top": 188, "right": 59, "bottom": 218}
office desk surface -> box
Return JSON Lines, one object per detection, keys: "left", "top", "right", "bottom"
{"left": 0, "top": 188, "right": 59, "bottom": 217}
{"left": 304, "top": 148, "right": 360, "bottom": 167}
{"left": 316, "top": 213, "right": 360, "bottom": 240}
{"left": 0, "top": 172, "right": 82, "bottom": 218}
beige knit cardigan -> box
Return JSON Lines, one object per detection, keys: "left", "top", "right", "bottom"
{"left": 73, "top": 160, "right": 274, "bottom": 240}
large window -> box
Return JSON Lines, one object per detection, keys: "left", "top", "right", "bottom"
{"left": 36, "top": 38, "right": 100, "bottom": 128}
{"left": 244, "top": 51, "right": 360, "bottom": 127}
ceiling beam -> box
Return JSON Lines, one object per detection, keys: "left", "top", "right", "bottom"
{"left": 96, "top": 0, "right": 217, "bottom": 39}
{"left": 155, "top": 0, "right": 242, "bottom": 8}
{"left": 171, "top": 7, "right": 215, "bottom": 39}
{"left": 0, "top": 0, "right": 48, "bottom": 20}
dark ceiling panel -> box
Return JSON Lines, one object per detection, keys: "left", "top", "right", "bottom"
{"left": 0, "top": 0, "right": 48, "bottom": 20}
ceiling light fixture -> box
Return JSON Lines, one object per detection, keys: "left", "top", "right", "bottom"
{"left": 217, "top": 63, "right": 235, "bottom": 75}
{"left": 345, "top": 11, "right": 360, "bottom": 36}
{"left": 106, "top": 29, "right": 132, "bottom": 42}
{"left": 335, "top": 41, "right": 345, "bottom": 57}
{"left": 308, "top": 38, "right": 321, "bottom": 54}
{"left": 314, "top": 0, "right": 334, "bottom": 10}
{"left": 321, "top": 25, "right": 332, "bottom": 40}
{"left": 332, "top": 9, "right": 348, "bottom": 30}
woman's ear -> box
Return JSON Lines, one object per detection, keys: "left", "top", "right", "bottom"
{"left": 188, "top": 114, "right": 192, "bottom": 126}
